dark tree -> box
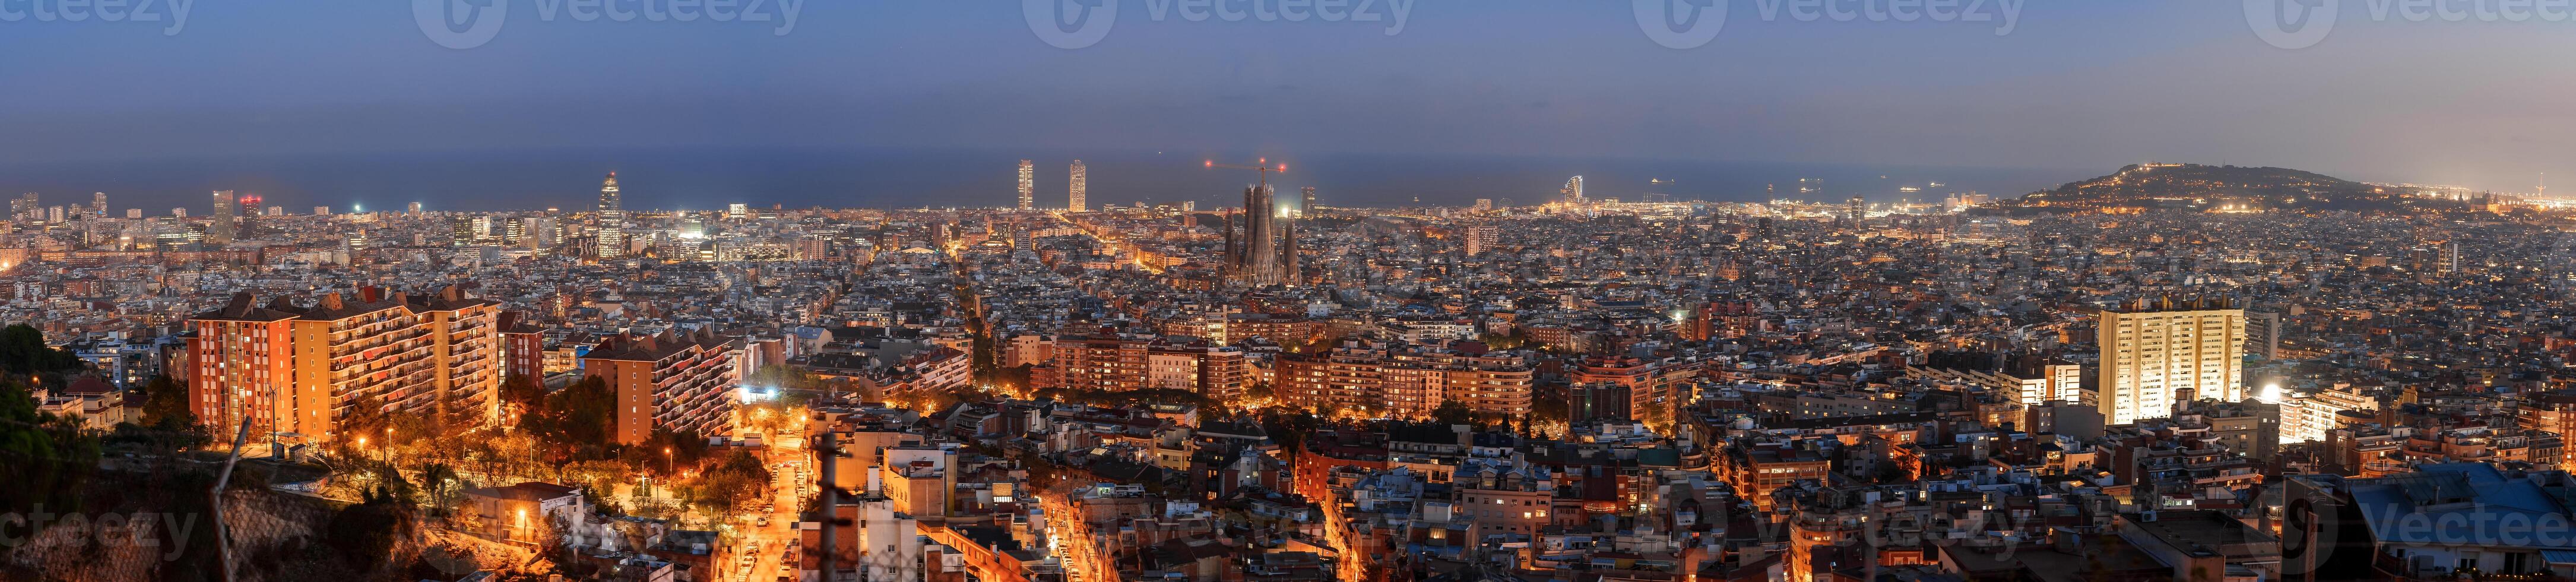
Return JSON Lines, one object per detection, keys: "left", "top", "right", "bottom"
{"left": 516, "top": 376, "right": 618, "bottom": 463}
{"left": 326, "top": 485, "right": 418, "bottom": 572}
{"left": 0, "top": 324, "right": 81, "bottom": 376}
{"left": 1430, "top": 401, "right": 1477, "bottom": 428}
{"left": 0, "top": 381, "right": 100, "bottom": 526}
{"left": 107, "top": 375, "right": 213, "bottom": 453}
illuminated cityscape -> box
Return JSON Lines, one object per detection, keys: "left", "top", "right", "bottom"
{"left": 5, "top": 163, "right": 2576, "bottom": 581}
{"left": 4, "top": 4, "right": 2575, "bottom": 582}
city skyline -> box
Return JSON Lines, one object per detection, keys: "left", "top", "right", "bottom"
{"left": 37, "top": 150, "right": 2552, "bottom": 215}
{"left": 34, "top": 155, "right": 2572, "bottom": 217}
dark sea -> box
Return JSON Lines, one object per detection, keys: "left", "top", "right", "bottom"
{"left": 0, "top": 147, "right": 2093, "bottom": 213}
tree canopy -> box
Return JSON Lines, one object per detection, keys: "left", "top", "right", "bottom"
{"left": 0, "top": 324, "right": 80, "bottom": 377}
{"left": 517, "top": 376, "right": 619, "bottom": 463}
{"left": 0, "top": 380, "right": 101, "bottom": 517}
{"left": 106, "top": 375, "right": 211, "bottom": 454}
{"left": 680, "top": 449, "right": 771, "bottom": 519}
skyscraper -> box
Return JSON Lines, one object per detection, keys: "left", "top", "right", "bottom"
{"left": 1069, "top": 160, "right": 1088, "bottom": 212}
{"left": 1561, "top": 176, "right": 1586, "bottom": 205}
{"left": 1018, "top": 160, "right": 1036, "bottom": 210}
{"left": 596, "top": 172, "right": 625, "bottom": 259}
{"left": 1301, "top": 186, "right": 1317, "bottom": 217}
{"left": 236, "top": 194, "right": 262, "bottom": 239}
{"left": 207, "top": 191, "right": 236, "bottom": 243}
{"left": 2096, "top": 296, "right": 2247, "bottom": 425}
{"left": 90, "top": 192, "right": 106, "bottom": 218}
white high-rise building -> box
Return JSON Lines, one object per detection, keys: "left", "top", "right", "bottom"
{"left": 728, "top": 203, "right": 749, "bottom": 220}
{"left": 596, "top": 172, "right": 625, "bottom": 260}
{"left": 1069, "top": 160, "right": 1088, "bottom": 212}
{"left": 2096, "top": 297, "right": 2247, "bottom": 425}
{"left": 1464, "top": 224, "right": 1498, "bottom": 256}
{"left": 1017, "top": 160, "right": 1036, "bottom": 210}
{"left": 1561, "top": 176, "right": 1586, "bottom": 205}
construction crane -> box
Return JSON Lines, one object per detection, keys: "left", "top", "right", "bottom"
{"left": 1206, "top": 158, "right": 1288, "bottom": 189}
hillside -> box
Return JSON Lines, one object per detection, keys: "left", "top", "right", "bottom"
{"left": 1988, "top": 163, "right": 2416, "bottom": 213}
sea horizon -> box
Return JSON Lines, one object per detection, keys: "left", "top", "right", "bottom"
{"left": 0, "top": 146, "right": 2095, "bottom": 214}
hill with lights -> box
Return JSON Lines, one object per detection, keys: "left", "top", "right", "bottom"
{"left": 1985, "top": 163, "right": 2423, "bottom": 214}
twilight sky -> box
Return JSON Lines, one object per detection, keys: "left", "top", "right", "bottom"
{"left": 1, "top": 1, "right": 2569, "bottom": 208}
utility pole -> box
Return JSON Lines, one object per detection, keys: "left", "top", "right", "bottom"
{"left": 211, "top": 417, "right": 252, "bottom": 582}
{"left": 813, "top": 430, "right": 838, "bottom": 578}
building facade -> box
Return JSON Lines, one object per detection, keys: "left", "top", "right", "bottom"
{"left": 581, "top": 329, "right": 743, "bottom": 444}
{"left": 189, "top": 287, "right": 502, "bottom": 443}
{"left": 2096, "top": 297, "right": 2246, "bottom": 425}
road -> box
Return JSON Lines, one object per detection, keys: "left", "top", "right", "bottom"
{"left": 719, "top": 438, "right": 812, "bottom": 582}
{"left": 1040, "top": 487, "right": 1105, "bottom": 582}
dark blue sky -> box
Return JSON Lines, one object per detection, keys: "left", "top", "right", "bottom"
{"left": 2, "top": 1, "right": 2567, "bottom": 210}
